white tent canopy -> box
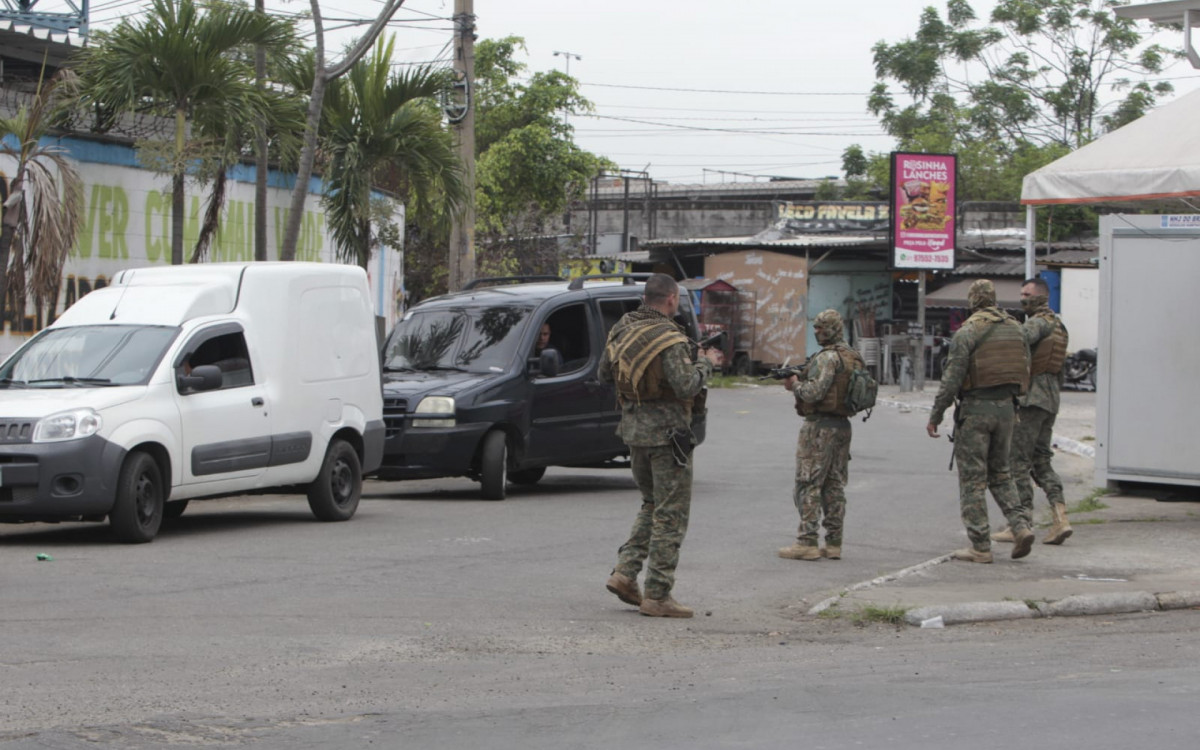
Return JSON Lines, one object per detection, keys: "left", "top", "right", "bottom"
{"left": 1021, "top": 86, "right": 1200, "bottom": 205}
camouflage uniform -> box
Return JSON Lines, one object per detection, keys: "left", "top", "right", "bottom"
{"left": 599, "top": 306, "right": 712, "bottom": 600}
{"left": 930, "top": 281, "right": 1031, "bottom": 554}
{"left": 1012, "top": 296, "right": 1067, "bottom": 528}
{"left": 788, "top": 310, "right": 855, "bottom": 552}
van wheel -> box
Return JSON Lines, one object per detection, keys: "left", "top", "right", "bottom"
{"left": 732, "top": 354, "right": 751, "bottom": 376}
{"left": 164, "top": 500, "right": 189, "bottom": 520}
{"left": 307, "top": 439, "right": 362, "bottom": 521}
{"left": 479, "top": 430, "right": 508, "bottom": 500}
{"left": 110, "top": 452, "right": 164, "bottom": 544}
{"left": 509, "top": 466, "right": 546, "bottom": 486}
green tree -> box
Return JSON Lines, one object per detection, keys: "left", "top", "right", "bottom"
{"left": 0, "top": 71, "right": 84, "bottom": 332}
{"left": 404, "top": 36, "right": 612, "bottom": 302}
{"left": 848, "top": 0, "right": 1176, "bottom": 209}
{"left": 73, "top": 0, "right": 296, "bottom": 265}
{"left": 310, "top": 37, "right": 466, "bottom": 269}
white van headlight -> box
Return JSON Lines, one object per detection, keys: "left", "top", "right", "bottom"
{"left": 34, "top": 409, "right": 104, "bottom": 443}
{"left": 413, "top": 396, "right": 456, "bottom": 428}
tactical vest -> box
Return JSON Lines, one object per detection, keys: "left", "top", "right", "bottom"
{"left": 962, "top": 310, "right": 1029, "bottom": 393}
{"left": 610, "top": 318, "right": 692, "bottom": 412}
{"left": 796, "top": 345, "right": 860, "bottom": 417}
{"left": 1029, "top": 311, "right": 1069, "bottom": 376}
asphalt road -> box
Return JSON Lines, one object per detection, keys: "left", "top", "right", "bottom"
{"left": 3, "top": 385, "right": 1199, "bottom": 748}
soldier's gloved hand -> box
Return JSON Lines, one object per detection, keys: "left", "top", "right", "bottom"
{"left": 926, "top": 421, "right": 940, "bottom": 438}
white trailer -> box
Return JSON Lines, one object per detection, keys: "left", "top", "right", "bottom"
{"left": 1097, "top": 214, "right": 1200, "bottom": 487}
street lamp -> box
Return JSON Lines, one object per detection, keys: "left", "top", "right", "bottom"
{"left": 552, "top": 50, "right": 581, "bottom": 76}
{"left": 552, "top": 50, "right": 582, "bottom": 125}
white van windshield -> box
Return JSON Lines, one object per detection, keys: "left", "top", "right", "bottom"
{"left": 0, "top": 325, "right": 179, "bottom": 387}
{"left": 383, "top": 306, "right": 532, "bottom": 374}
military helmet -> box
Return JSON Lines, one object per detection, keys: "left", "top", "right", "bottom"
{"left": 812, "top": 308, "right": 844, "bottom": 344}
{"left": 967, "top": 279, "right": 997, "bottom": 310}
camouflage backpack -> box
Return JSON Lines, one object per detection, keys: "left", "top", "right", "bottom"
{"left": 843, "top": 354, "right": 878, "bottom": 421}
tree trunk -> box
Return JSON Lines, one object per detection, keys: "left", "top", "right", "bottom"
{"left": 173, "top": 108, "right": 187, "bottom": 265}
{"left": 172, "top": 172, "right": 185, "bottom": 266}
{"left": 280, "top": 70, "right": 327, "bottom": 261}
{"left": 0, "top": 176, "right": 22, "bottom": 333}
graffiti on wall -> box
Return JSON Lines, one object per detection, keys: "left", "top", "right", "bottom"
{"left": 0, "top": 150, "right": 399, "bottom": 355}
{"left": 705, "top": 250, "right": 808, "bottom": 365}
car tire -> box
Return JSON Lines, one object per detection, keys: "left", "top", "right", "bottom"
{"left": 307, "top": 439, "right": 362, "bottom": 521}
{"left": 109, "top": 451, "right": 164, "bottom": 544}
{"left": 732, "top": 354, "right": 751, "bottom": 376}
{"left": 509, "top": 466, "right": 546, "bottom": 486}
{"left": 479, "top": 430, "right": 508, "bottom": 500}
{"left": 163, "top": 500, "right": 189, "bottom": 520}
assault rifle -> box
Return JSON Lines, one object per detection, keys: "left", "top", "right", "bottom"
{"left": 758, "top": 356, "right": 812, "bottom": 382}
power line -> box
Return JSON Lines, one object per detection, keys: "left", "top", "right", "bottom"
{"left": 578, "top": 113, "right": 886, "bottom": 136}
{"left": 580, "top": 81, "right": 869, "bottom": 96}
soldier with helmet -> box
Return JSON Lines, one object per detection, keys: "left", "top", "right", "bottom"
{"left": 992, "top": 277, "right": 1073, "bottom": 546}
{"left": 778, "top": 309, "right": 866, "bottom": 562}
{"left": 926, "top": 279, "right": 1035, "bottom": 563}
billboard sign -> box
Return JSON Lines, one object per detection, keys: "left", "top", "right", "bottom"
{"left": 890, "top": 152, "right": 956, "bottom": 270}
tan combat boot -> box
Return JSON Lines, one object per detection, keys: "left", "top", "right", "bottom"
{"left": 778, "top": 543, "right": 821, "bottom": 561}
{"left": 605, "top": 572, "right": 642, "bottom": 606}
{"left": 639, "top": 595, "right": 694, "bottom": 618}
{"left": 1011, "top": 527, "right": 1035, "bottom": 559}
{"left": 990, "top": 526, "right": 1016, "bottom": 543}
{"left": 822, "top": 545, "right": 842, "bottom": 560}
{"left": 950, "top": 548, "right": 993, "bottom": 563}
{"left": 1043, "top": 503, "right": 1073, "bottom": 545}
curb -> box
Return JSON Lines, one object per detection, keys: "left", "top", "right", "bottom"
{"left": 877, "top": 398, "right": 1095, "bottom": 459}
{"left": 903, "top": 590, "right": 1200, "bottom": 627}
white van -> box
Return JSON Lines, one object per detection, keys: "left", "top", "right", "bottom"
{"left": 0, "top": 262, "right": 385, "bottom": 542}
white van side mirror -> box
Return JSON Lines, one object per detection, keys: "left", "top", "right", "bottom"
{"left": 179, "top": 364, "right": 223, "bottom": 392}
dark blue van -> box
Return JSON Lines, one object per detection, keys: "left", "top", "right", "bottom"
{"left": 372, "top": 275, "right": 707, "bottom": 499}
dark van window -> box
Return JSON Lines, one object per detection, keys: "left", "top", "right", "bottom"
{"left": 181, "top": 332, "right": 254, "bottom": 389}
{"left": 598, "top": 298, "right": 641, "bottom": 338}
{"left": 541, "top": 303, "right": 592, "bottom": 373}
{"left": 385, "top": 306, "right": 532, "bottom": 374}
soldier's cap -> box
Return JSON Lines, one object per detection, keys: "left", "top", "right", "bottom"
{"left": 967, "top": 279, "right": 996, "bottom": 310}
{"left": 813, "top": 309, "right": 843, "bottom": 332}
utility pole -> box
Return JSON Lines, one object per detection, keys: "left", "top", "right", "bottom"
{"left": 552, "top": 50, "right": 581, "bottom": 125}
{"left": 447, "top": 0, "right": 476, "bottom": 291}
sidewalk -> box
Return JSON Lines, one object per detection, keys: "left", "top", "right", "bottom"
{"left": 812, "top": 383, "right": 1200, "bottom": 626}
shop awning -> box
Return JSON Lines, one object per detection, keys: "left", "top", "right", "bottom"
{"left": 924, "top": 278, "right": 1023, "bottom": 309}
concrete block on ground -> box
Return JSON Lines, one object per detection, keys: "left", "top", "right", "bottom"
{"left": 1156, "top": 591, "right": 1200, "bottom": 610}
{"left": 905, "top": 601, "right": 1035, "bottom": 626}
{"left": 1040, "top": 591, "right": 1159, "bottom": 617}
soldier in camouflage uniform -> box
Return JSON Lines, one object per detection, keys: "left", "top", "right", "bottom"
{"left": 993, "top": 277, "right": 1073, "bottom": 545}
{"left": 778, "top": 309, "right": 864, "bottom": 562}
{"left": 927, "top": 279, "right": 1035, "bottom": 563}
{"left": 599, "top": 274, "right": 714, "bottom": 618}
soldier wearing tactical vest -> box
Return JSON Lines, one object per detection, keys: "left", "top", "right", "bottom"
{"left": 927, "top": 279, "right": 1035, "bottom": 563}
{"left": 599, "top": 274, "right": 714, "bottom": 618}
{"left": 778, "top": 309, "right": 865, "bottom": 562}
{"left": 992, "top": 277, "right": 1073, "bottom": 546}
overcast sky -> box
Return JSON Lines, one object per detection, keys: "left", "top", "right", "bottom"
{"left": 76, "top": 0, "right": 1200, "bottom": 185}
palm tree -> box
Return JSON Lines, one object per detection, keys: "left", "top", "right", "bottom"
{"left": 0, "top": 71, "right": 84, "bottom": 330}
{"left": 316, "top": 37, "right": 466, "bottom": 268}
{"left": 73, "top": 0, "right": 296, "bottom": 265}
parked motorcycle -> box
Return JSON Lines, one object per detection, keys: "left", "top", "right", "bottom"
{"left": 1064, "top": 348, "right": 1097, "bottom": 391}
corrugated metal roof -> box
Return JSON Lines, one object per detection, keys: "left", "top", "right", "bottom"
{"left": 953, "top": 260, "right": 1027, "bottom": 277}
{"left": 1040, "top": 248, "right": 1099, "bottom": 266}
{"left": 643, "top": 234, "right": 879, "bottom": 249}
